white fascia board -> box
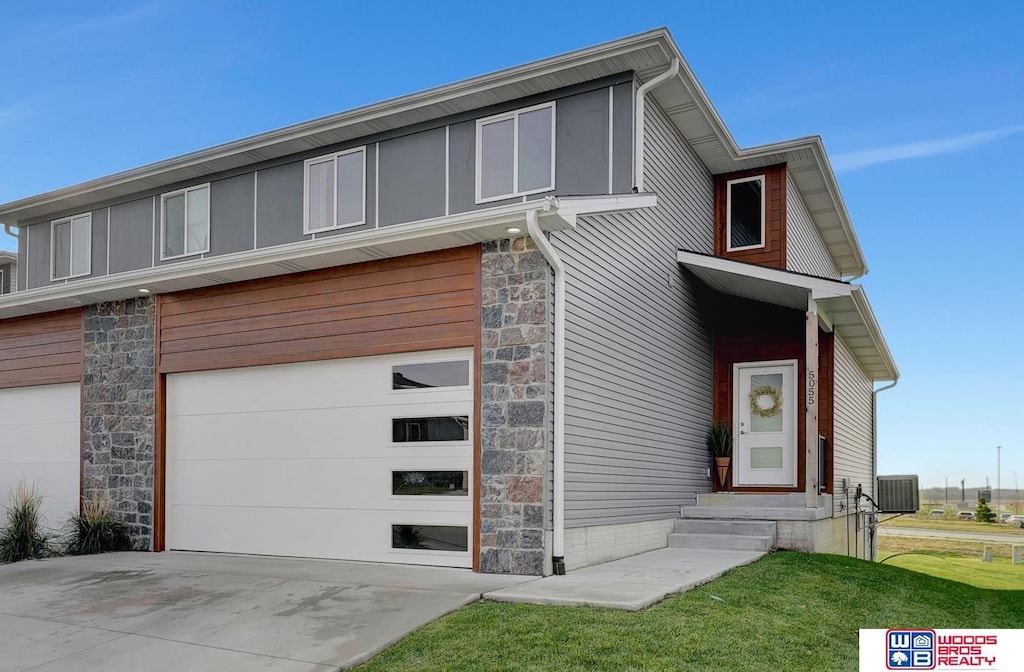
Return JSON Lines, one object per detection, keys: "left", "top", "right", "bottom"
{"left": 676, "top": 250, "right": 852, "bottom": 300}
{"left": 0, "top": 194, "right": 656, "bottom": 319}
{"left": 550, "top": 193, "right": 658, "bottom": 227}
{"left": 849, "top": 285, "right": 899, "bottom": 381}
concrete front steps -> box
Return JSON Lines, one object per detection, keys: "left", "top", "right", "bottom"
{"left": 668, "top": 519, "right": 776, "bottom": 552}
{"left": 670, "top": 493, "right": 836, "bottom": 552}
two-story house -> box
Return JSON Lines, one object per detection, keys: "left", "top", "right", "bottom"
{"left": 0, "top": 29, "right": 896, "bottom": 575}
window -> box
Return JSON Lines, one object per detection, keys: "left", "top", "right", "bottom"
{"left": 161, "top": 184, "right": 210, "bottom": 259}
{"left": 304, "top": 147, "right": 366, "bottom": 233}
{"left": 392, "top": 360, "right": 470, "bottom": 390}
{"left": 51, "top": 213, "right": 92, "bottom": 280}
{"left": 0, "top": 268, "right": 5, "bottom": 294}
{"left": 392, "top": 471, "right": 468, "bottom": 496}
{"left": 476, "top": 102, "right": 555, "bottom": 203}
{"left": 392, "top": 416, "right": 470, "bottom": 442}
{"left": 391, "top": 525, "right": 468, "bottom": 552}
{"left": 726, "top": 175, "right": 765, "bottom": 250}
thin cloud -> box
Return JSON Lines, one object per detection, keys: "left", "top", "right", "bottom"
{"left": 0, "top": 103, "right": 30, "bottom": 126}
{"left": 7, "top": 3, "right": 165, "bottom": 49}
{"left": 833, "top": 125, "right": 1024, "bottom": 172}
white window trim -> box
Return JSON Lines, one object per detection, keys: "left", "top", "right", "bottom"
{"left": 475, "top": 101, "right": 556, "bottom": 204}
{"left": 302, "top": 146, "right": 367, "bottom": 234}
{"left": 50, "top": 212, "right": 92, "bottom": 281}
{"left": 160, "top": 184, "right": 211, "bottom": 261}
{"left": 725, "top": 174, "right": 766, "bottom": 252}
{"left": 0, "top": 268, "right": 5, "bottom": 294}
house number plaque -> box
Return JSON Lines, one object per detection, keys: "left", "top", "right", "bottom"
{"left": 806, "top": 370, "right": 817, "bottom": 408}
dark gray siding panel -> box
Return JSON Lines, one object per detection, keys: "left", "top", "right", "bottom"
{"left": 256, "top": 161, "right": 307, "bottom": 249}
{"left": 378, "top": 128, "right": 446, "bottom": 226}
{"left": 26, "top": 223, "right": 50, "bottom": 289}
{"left": 554, "top": 89, "right": 609, "bottom": 197}
{"left": 554, "top": 98, "right": 715, "bottom": 529}
{"left": 17, "top": 232, "right": 27, "bottom": 291}
{"left": 108, "top": 197, "right": 154, "bottom": 274}
{"left": 209, "top": 173, "right": 256, "bottom": 257}
{"left": 448, "top": 120, "right": 523, "bottom": 215}
{"left": 91, "top": 207, "right": 108, "bottom": 278}
{"left": 612, "top": 81, "right": 634, "bottom": 193}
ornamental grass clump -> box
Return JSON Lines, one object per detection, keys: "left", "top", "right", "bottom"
{"left": 63, "top": 494, "right": 133, "bottom": 555}
{"left": 0, "top": 480, "right": 52, "bottom": 563}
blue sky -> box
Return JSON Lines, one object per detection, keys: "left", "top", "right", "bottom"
{"left": 1, "top": 2, "right": 1021, "bottom": 489}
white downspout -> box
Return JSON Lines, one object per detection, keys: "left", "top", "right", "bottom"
{"left": 3, "top": 224, "right": 17, "bottom": 238}
{"left": 633, "top": 58, "right": 680, "bottom": 192}
{"left": 869, "top": 379, "right": 898, "bottom": 560}
{"left": 526, "top": 209, "right": 567, "bottom": 574}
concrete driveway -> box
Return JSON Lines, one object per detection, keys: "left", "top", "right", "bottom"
{"left": 0, "top": 551, "right": 531, "bottom": 672}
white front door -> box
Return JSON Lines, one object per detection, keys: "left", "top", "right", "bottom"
{"left": 734, "top": 360, "right": 797, "bottom": 487}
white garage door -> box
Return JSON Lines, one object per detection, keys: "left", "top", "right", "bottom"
{"left": 166, "top": 348, "right": 473, "bottom": 568}
{"left": 0, "top": 383, "right": 81, "bottom": 533}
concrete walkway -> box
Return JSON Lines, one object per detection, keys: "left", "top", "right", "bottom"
{"left": 0, "top": 551, "right": 531, "bottom": 672}
{"left": 485, "top": 547, "right": 764, "bottom": 611}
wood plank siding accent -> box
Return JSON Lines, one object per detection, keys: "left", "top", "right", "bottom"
{"left": 156, "top": 247, "right": 481, "bottom": 374}
{"left": 707, "top": 295, "right": 834, "bottom": 493}
{"left": 714, "top": 164, "right": 787, "bottom": 270}
{"left": 818, "top": 330, "right": 835, "bottom": 494}
{"left": 0, "top": 310, "right": 83, "bottom": 389}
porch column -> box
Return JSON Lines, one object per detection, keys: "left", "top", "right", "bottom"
{"left": 805, "top": 295, "right": 819, "bottom": 507}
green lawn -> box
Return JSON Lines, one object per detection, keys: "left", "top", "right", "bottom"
{"left": 879, "top": 552, "right": 1024, "bottom": 590}
{"left": 356, "top": 552, "right": 1024, "bottom": 672}
{"left": 883, "top": 516, "right": 1024, "bottom": 536}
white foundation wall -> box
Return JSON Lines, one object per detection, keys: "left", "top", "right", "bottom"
{"left": 564, "top": 519, "right": 676, "bottom": 571}
{"left": 776, "top": 514, "right": 871, "bottom": 560}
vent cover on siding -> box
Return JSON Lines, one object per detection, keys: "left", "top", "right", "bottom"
{"left": 876, "top": 475, "right": 920, "bottom": 514}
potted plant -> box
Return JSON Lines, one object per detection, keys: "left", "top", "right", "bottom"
{"left": 706, "top": 422, "right": 732, "bottom": 489}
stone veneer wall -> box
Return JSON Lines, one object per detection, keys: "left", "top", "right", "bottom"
{"left": 479, "top": 237, "right": 552, "bottom": 575}
{"left": 81, "top": 297, "right": 156, "bottom": 550}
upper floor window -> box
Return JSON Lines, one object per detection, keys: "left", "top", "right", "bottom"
{"left": 304, "top": 147, "right": 366, "bottom": 233}
{"left": 161, "top": 184, "right": 210, "bottom": 260}
{"left": 475, "top": 102, "right": 555, "bottom": 203}
{"left": 51, "top": 213, "right": 92, "bottom": 280}
{"left": 726, "top": 175, "right": 765, "bottom": 251}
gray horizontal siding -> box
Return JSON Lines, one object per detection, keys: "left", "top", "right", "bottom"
{"left": 786, "top": 174, "right": 839, "bottom": 279}
{"left": 553, "top": 95, "right": 714, "bottom": 529}
{"left": 833, "top": 334, "right": 874, "bottom": 515}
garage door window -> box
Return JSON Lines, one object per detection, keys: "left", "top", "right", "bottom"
{"left": 392, "top": 471, "right": 468, "bottom": 496}
{"left": 392, "top": 525, "right": 468, "bottom": 552}
{"left": 392, "top": 416, "right": 469, "bottom": 442}
{"left": 392, "top": 360, "right": 470, "bottom": 390}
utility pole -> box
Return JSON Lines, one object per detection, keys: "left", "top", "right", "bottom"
{"left": 997, "top": 446, "right": 1001, "bottom": 513}
{"left": 961, "top": 478, "right": 965, "bottom": 504}
{"left": 945, "top": 477, "right": 949, "bottom": 506}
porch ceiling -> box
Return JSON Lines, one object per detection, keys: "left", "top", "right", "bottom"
{"left": 677, "top": 251, "right": 898, "bottom": 381}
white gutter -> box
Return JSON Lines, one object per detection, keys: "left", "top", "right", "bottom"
{"left": 870, "top": 379, "right": 898, "bottom": 561}
{"left": 633, "top": 58, "right": 680, "bottom": 192}
{"left": 526, "top": 208, "right": 567, "bottom": 574}
{"left": 3, "top": 225, "right": 16, "bottom": 238}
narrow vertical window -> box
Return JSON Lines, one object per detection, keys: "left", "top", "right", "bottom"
{"left": 51, "top": 213, "right": 92, "bottom": 280}
{"left": 304, "top": 147, "right": 366, "bottom": 233}
{"left": 161, "top": 184, "right": 210, "bottom": 259}
{"left": 726, "top": 175, "right": 765, "bottom": 250}
{"left": 476, "top": 102, "right": 556, "bottom": 203}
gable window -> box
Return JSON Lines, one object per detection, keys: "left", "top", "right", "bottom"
{"left": 726, "top": 175, "right": 765, "bottom": 250}
{"left": 161, "top": 184, "right": 210, "bottom": 260}
{"left": 476, "top": 102, "right": 555, "bottom": 203}
{"left": 51, "top": 213, "right": 92, "bottom": 280}
{"left": 304, "top": 147, "right": 366, "bottom": 233}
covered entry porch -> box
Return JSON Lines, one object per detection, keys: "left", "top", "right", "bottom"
{"left": 674, "top": 251, "right": 897, "bottom": 556}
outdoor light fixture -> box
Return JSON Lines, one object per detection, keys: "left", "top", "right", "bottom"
{"left": 506, "top": 227, "right": 522, "bottom": 234}
{"left": 138, "top": 288, "right": 151, "bottom": 294}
